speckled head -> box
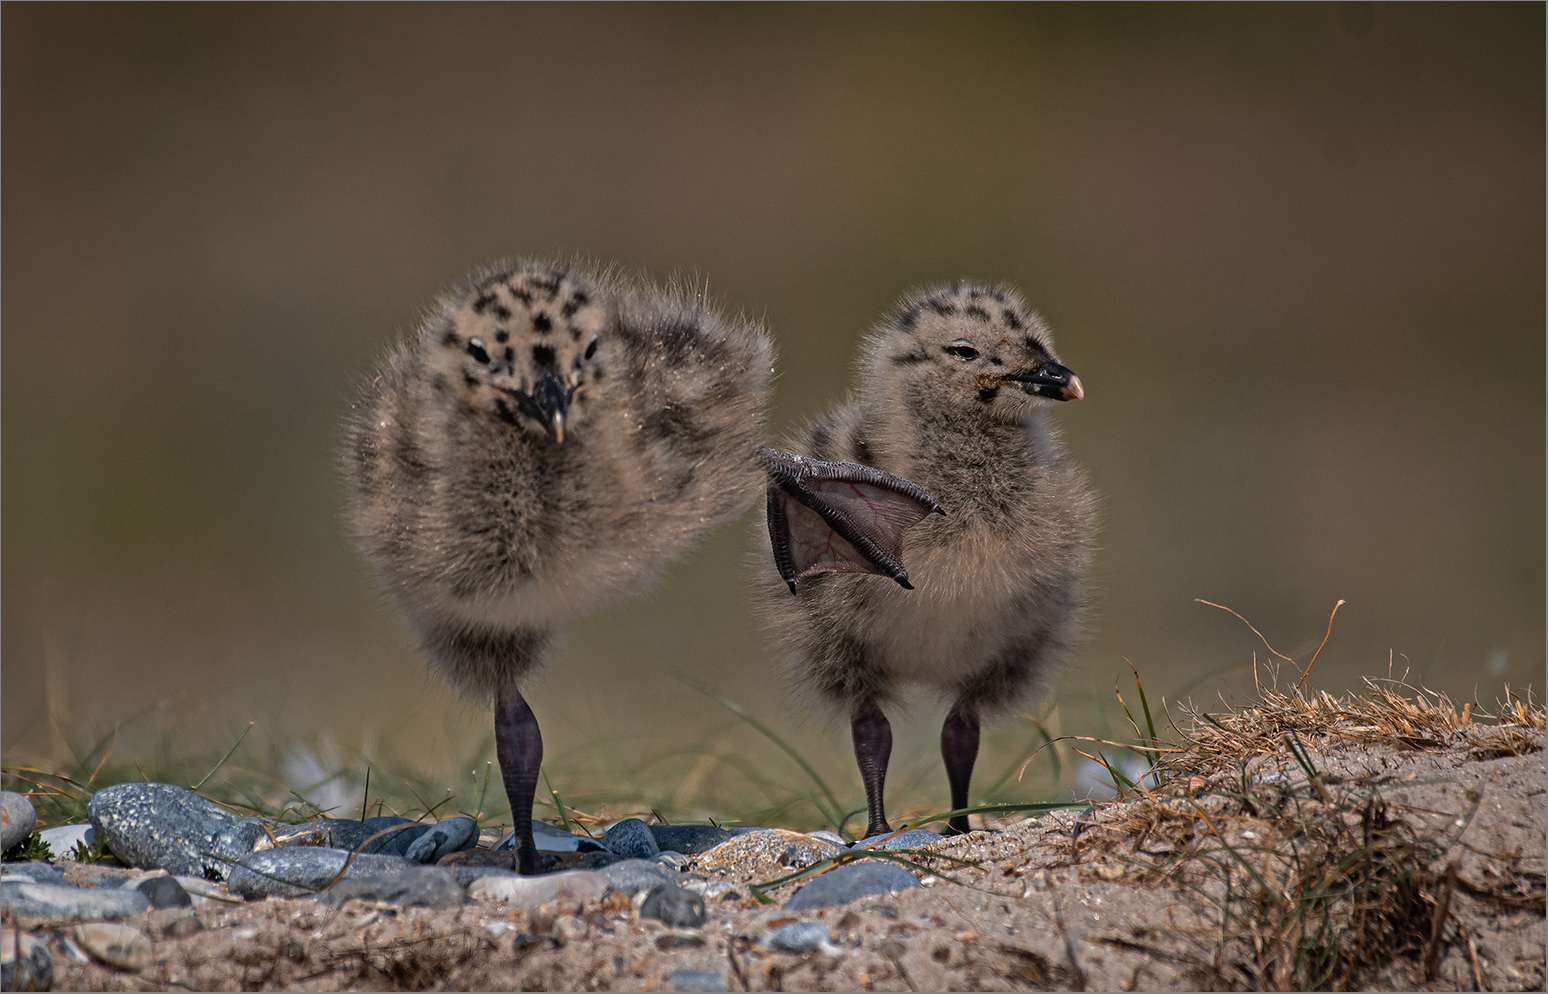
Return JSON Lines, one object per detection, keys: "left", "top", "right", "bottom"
{"left": 432, "top": 262, "right": 609, "bottom": 442}
{"left": 869, "top": 282, "right": 1083, "bottom": 425}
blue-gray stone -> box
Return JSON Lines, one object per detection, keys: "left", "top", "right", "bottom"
{"left": 767, "top": 921, "right": 831, "bottom": 953}
{"left": 640, "top": 884, "right": 706, "bottom": 927}
{"left": 806, "top": 830, "right": 847, "bottom": 847}
{"left": 783, "top": 861, "right": 920, "bottom": 910}
{"left": 135, "top": 874, "right": 192, "bottom": 909}
{"left": 315, "top": 865, "right": 467, "bottom": 907}
{"left": 39, "top": 824, "right": 96, "bottom": 860}
{"left": 225, "top": 847, "right": 417, "bottom": 899}
{"left": 600, "top": 818, "right": 659, "bottom": 859}
{"left": 1, "top": 791, "right": 36, "bottom": 852}
{"left": 0, "top": 879, "right": 150, "bottom": 920}
{"left": 494, "top": 821, "right": 604, "bottom": 853}
{"left": 87, "top": 782, "right": 268, "bottom": 878}
{"left": 854, "top": 829, "right": 943, "bottom": 850}
{"left": 668, "top": 967, "right": 726, "bottom": 992}
{"left": 0, "top": 861, "right": 69, "bottom": 886}
{"left": 404, "top": 817, "right": 478, "bottom": 863}
{"left": 61, "top": 863, "right": 137, "bottom": 888}
{"left": 649, "top": 824, "right": 735, "bottom": 855}
{"left": 599, "top": 858, "right": 675, "bottom": 897}
{"left": 0, "top": 930, "right": 52, "bottom": 992}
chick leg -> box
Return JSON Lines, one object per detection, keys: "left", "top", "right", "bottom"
{"left": 495, "top": 684, "right": 544, "bottom": 875}
{"left": 852, "top": 701, "right": 894, "bottom": 838}
{"left": 941, "top": 704, "right": 980, "bottom": 835}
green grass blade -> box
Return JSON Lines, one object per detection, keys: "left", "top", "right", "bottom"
{"left": 190, "top": 722, "right": 253, "bottom": 792}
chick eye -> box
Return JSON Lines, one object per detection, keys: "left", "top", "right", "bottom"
{"left": 466, "top": 338, "right": 490, "bottom": 364}
{"left": 584, "top": 338, "right": 598, "bottom": 360}
{"left": 942, "top": 341, "right": 980, "bottom": 361}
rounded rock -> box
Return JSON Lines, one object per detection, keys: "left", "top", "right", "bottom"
{"left": 467, "top": 868, "right": 611, "bottom": 908}
{"left": 0, "top": 792, "right": 36, "bottom": 853}
{"left": 766, "top": 921, "right": 831, "bottom": 953}
{"left": 75, "top": 922, "right": 152, "bottom": 971}
{"left": 599, "top": 858, "right": 676, "bottom": 898}
{"left": 87, "top": 783, "right": 267, "bottom": 878}
{"left": 640, "top": 884, "right": 706, "bottom": 928}
{"left": 853, "top": 828, "right": 943, "bottom": 850}
{"left": 224, "top": 848, "right": 416, "bottom": 899}
{"left": 133, "top": 875, "right": 192, "bottom": 909}
{"left": 1, "top": 880, "right": 151, "bottom": 920}
{"left": 696, "top": 829, "right": 842, "bottom": 871}
{"left": 38, "top": 824, "right": 96, "bottom": 861}
{"left": 783, "top": 861, "right": 920, "bottom": 910}
{"left": 599, "top": 818, "right": 660, "bottom": 859}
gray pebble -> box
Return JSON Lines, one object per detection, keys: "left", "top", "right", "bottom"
{"left": 0, "top": 879, "right": 151, "bottom": 920}
{"left": 224, "top": 847, "right": 416, "bottom": 899}
{"left": 767, "top": 921, "right": 831, "bottom": 953}
{"left": 668, "top": 967, "right": 726, "bottom": 991}
{"left": 135, "top": 875, "right": 192, "bottom": 909}
{"left": 640, "top": 885, "right": 706, "bottom": 928}
{"left": 599, "top": 818, "right": 659, "bottom": 859}
{"left": 273, "top": 816, "right": 413, "bottom": 852}
{"left": 783, "top": 861, "right": 920, "bottom": 910}
{"left": 805, "top": 829, "right": 848, "bottom": 847}
{"left": 60, "top": 863, "right": 137, "bottom": 889}
{"left": 87, "top": 782, "right": 268, "bottom": 878}
{"left": 1, "top": 930, "right": 53, "bottom": 991}
{"left": 1, "top": 861, "right": 69, "bottom": 886}
{"left": 0, "top": 792, "right": 36, "bottom": 853}
{"left": 599, "top": 858, "right": 675, "bottom": 897}
{"left": 649, "top": 824, "right": 735, "bottom": 855}
{"left": 315, "top": 865, "right": 467, "bottom": 907}
{"left": 39, "top": 824, "right": 96, "bottom": 860}
{"left": 403, "top": 817, "right": 478, "bottom": 863}
{"left": 494, "top": 820, "right": 602, "bottom": 853}
{"left": 854, "top": 828, "right": 943, "bottom": 850}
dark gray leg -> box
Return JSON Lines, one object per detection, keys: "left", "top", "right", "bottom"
{"left": 495, "top": 684, "right": 543, "bottom": 875}
{"left": 941, "top": 704, "right": 980, "bottom": 835}
{"left": 852, "top": 701, "right": 893, "bottom": 838}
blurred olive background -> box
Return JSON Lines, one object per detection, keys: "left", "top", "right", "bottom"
{"left": 4, "top": 4, "right": 1542, "bottom": 824}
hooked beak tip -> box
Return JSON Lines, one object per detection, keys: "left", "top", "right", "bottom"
{"left": 1064, "top": 375, "right": 1085, "bottom": 401}
{"left": 549, "top": 412, "right": 566, "bottom": 444}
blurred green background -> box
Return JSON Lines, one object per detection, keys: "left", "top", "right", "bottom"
{"left": 4, "top": 4, "right": 1542, "bottom": 827}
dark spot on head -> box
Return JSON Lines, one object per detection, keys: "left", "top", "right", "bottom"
{"left": 560, "top": 291, "right": 589, "bottom": 318}
{"left": 854, "top": 434, "right": 875, "bottom": 465}
{"left": 569, "top": 323, "right": 582, "bottom": 340}
{"left": 896, "top": 306, "right": 920, "bottom": 330}
{"left": 503, "top": 346, "right": 515, "bottom": 364}
{"left": 927, "top": 298, "right": 957, "bottom": 317}
{"left": 508, "top": 283, "right": 533, "bottom": 305}
{"left": 441, "top": 329, "right": 460, "bottom": 347}
{"left": 531, "top": 275, "right": 561, "bottom": 298}
{"left": 964, "top": 305, "right": 991, "bottom": 322}
{"left": 532, "top": 312, "right": 552, "bottom": 333}
{"left": 532, "top": 345, "right": 555, "bottom": 368}
{"left": 491, "top": 304, "right": 511, "bottom": 321}
{"left": 1003, "top": 310, "right": 1024, "bottom": 330}
{"left": 494, "top": 398, "right": 519, "bottom": 425}
{"left": 991, "top": 290, "right": 1006, "bottom": 303}
{"left": 1025, "top": 336, "right": 1049, "bottom": 355}
{"left": 495, "top": 329, "right": 509, "bottom": 343}
{"left": 978, "top": 386, "right": 1000, "bottom": 403}
{"left": 473, "top": 293, "right": 496, "bottom": 314}
{"left": 891, "top": 349, "right": 928, "bottom": 365}
{"left": 463, "top": 371, "right": 480, "bottom": 387}
{"left": 989, "top": 356, "right": 1003, "bottom": 366}
{"left": 430, "top": 374, "right": 449, "bottom": 395}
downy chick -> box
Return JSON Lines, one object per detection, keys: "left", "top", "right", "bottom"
{"left": 756, "top": 282, "right": 1096, "bottom": 837}
{"left": 344, "top": 259, "right": 773, "bottom": 873}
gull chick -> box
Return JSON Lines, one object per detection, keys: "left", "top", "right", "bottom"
{"left": 756, "top": 282, "right": 1096, "bottom": 837}
{"left": 344, "top": 259, "right": 772, "bottom": 873}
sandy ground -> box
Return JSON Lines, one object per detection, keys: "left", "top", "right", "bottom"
{"left": 9, "top": 698, "right": 1545, "bottom": 992}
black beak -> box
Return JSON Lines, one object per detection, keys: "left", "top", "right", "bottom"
{"left": 1004, "top": 361, "right": 1084, "bottom": 402}
{"left": 513, "top": 371, "right": 570, "bottom": 442}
